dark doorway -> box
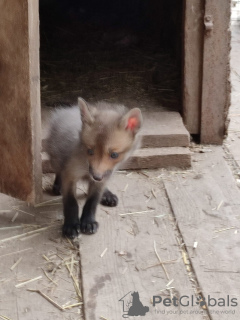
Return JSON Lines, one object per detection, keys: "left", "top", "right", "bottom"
{"left": 40, "top": 0, "right": 183, "bottom": 111}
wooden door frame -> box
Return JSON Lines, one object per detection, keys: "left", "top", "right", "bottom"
{"left": 29, "top": 0, "right": 43, "bottom": 202}
{"left": 200, "top": 0, "right": 231, "bottom": 144}
{"left": 183, "top": 0, "right": 231, "bottom": 144}
{"left": 182, "top": 0, "right": 204, "bottom": 135}
{"left": 0, "top": 0, "right": 42, "bottom": 203}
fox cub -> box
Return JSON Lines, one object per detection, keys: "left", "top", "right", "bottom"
{"left": 46, "top": 98, "right": 142, "bottom": 239}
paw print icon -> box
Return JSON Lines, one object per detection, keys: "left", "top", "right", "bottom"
{"left": 196, "top": 296, "right": 206, "bottom": 307}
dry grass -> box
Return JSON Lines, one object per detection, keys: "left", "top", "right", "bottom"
{"left": 40, "top": 22, "right": 180, "bottom": 111}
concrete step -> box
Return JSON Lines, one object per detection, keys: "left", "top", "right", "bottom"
{"left": 42, "top": 147, "right": 191, "bottom": 173}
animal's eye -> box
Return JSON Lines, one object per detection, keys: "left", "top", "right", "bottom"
{"left": 87, "top": 149, "right": 94, "bottom": 156}
{"left": 110, "top": 152, "right": 119, "bottom": 159}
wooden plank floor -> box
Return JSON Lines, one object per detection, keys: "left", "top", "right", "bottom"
{"left": 1, "top": 147, "right": 240, "bottom": 319}
{"left": 164, "top": 147, "right": 240, "bottom": 319}
{"left": 79, "top": 171, "right": 209, "bottom": 320}
{"left": 0, "top": 188, "right": 83, "bottom": 320}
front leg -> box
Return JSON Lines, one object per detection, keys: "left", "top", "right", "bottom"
{"left": 52, "top": 174, "right": 61, "bottom": 195}
{"left": 80, "top": 181, "right": 104, "bottom": 234}
{"left": 62, "top": 175, "right": 80, "bottom": 239}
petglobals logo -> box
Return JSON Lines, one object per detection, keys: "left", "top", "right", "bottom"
{"left": 119, "top": 291, "right": 149, "bottom": 318}
{"left": 153, "top": 295, "right": 238, "bottom": 308}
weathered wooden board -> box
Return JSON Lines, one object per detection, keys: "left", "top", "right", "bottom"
{"left": 141, "top": 111, "right": 190, "bottom": 147}
{"left": 123, "top": 147, "right": 191, "bottom": 169}
{"left": 42, "top": 147, "right": 191, "bottom": 173}
{"left": 225, "top": 25, "right": 240, "bottom": 165}
{"left": 0, "top": 191, "right": 83, "bottom": 320}
{"left": 0, "top": 0, "right": 42, "bottom": 203}
{"left": 164, "top": 147, "right": 240, "bottom": 319}
{"left": 183, "top": 0, "right": 204, "bottom": 134}
{"left": 79, "top": 172, "right": 207, "bottom": 320}
{"left": 201, "top": 0, "right": 231, "bottom": 144}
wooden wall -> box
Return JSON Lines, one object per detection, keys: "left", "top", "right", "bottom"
{"left": 183, "top": 0, "right": 231, "bottom": 143}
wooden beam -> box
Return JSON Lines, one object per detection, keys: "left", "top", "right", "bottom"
{"left": 0, "top": 0, "right": 42, "bottom": 203}
{"left": 201, "top": 0, "right": 231, "bottom": 144}
{"left": 183, "top": 0, "right": 204, "bottom": 134}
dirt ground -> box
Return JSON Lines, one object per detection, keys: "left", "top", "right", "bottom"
{"left": 0, "top": 21, "right": 240, "bottom": 320}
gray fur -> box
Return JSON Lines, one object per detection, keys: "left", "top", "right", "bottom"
{"left": 46, "top": 106, "right": 82, "bottom": 173}
{"left": 46, "top": 101, "right": 142, "bottom": 178}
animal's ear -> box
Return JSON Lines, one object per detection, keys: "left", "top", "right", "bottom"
{"left": 78, "top": 97, "right": 93, "bottom": 124}
{"left": 120, "top": 108, "right": 142, "bottom": 134}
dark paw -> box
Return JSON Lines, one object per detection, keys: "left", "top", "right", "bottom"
{"left": 101, "top": 190, "right": 118, "bottom": 207}
{"left": 62, "top": 221, "right": 80, "bottom": 239}
{"left": 80, "top": 219, "right": 99, "bottom": 234}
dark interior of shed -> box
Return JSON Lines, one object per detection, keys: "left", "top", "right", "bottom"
{"left": 39, "top": 0, "right": 183, "bottom": 112}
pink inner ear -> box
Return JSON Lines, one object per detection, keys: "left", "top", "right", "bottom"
{"left": 126, "top": 117, "right": 138, "bottom": 130}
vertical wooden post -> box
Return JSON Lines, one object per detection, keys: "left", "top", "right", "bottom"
{"left": 0, "top": 0, "right": 42, "bottom": 203}
{"left": 183, "top": 0, "right": 204, "bottom": 134}
{"left": 29, "top": 0, "right": 43, "bottom": 203}
{"left": 200, "top": 0, "right": 231, "bottom": 144}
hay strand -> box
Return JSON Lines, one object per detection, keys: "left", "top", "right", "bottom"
{"left": 11, "top": 212, "right": 19, "bottom": 222}
{"left": 28, "top": 289, "right": 64, "bottom": 311}
{"left": 63, "top": 302, "right": 83, "bottom": 309}
{"left": 65, "top": 264, "right": 82, "bottom": 300}
{"left": 100, "top": 248, "right": 108, "bottom": 258}
{"left": 119, "top": 209, "right": 155, "bottom": 216}
{"left": 15, "top": 276, "right": 42, "bottom": 288}
{"left": 153, "top": 241, "right": 170, "bottom": 280}
{"left": 0, "top": 226, "right": 54, "bottom": 244}
{"left": 0, "top": 248, "right": 32, "bottom": 258}
{"left": 34, "top": 197, "right": 62, "bottom": 208}
{"left": 0, "top": 316, "right": 13, "bottom": 320}
{"left": 10, "top": 257, "right": 23, "bottom": 271}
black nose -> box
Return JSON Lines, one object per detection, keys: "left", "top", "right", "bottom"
{"left": 92, "top": 174, "right": 103, "bottom": 182}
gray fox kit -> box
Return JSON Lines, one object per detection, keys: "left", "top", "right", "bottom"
{"left": 46, "top": 98, "right": 142, "bottom": 239}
